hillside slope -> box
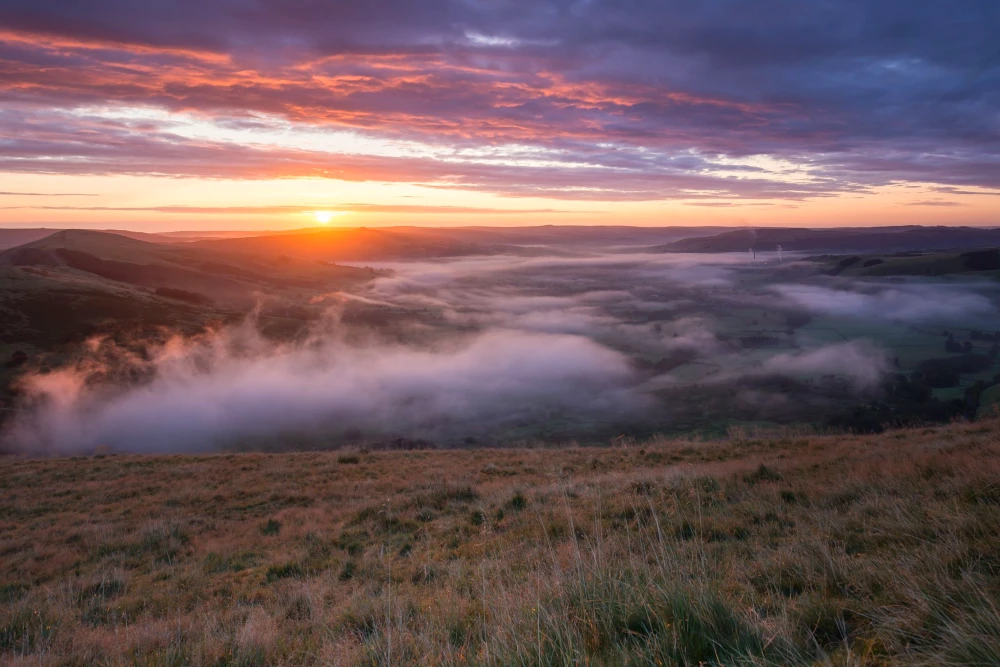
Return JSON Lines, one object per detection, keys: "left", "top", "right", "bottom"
{"left": 398, "top": 225, "right": 728, "bottom": 247}
{"left": 0, "top": 231, "right": 381, "bottom": 419}
{"left": 0, "top": 228, "right": 201, "bottom": 250}
{"left": 189, "top": 227, "right": 492, "bottom": 262}
{"left": 0, "top": 230, "right": 376, "bottom": 305}
{"left": 0, "top": 262, "right": 237, "bottom": 422}
{"left": 657, "top": 225, "right": 1000, "bottom": 254}
{"left": 816, "top": 247, "right": 1000, "bottom": 278}
{"left": 0, "top": 229, "right": 62, "bottom": 250}
{"left": 1, "top": 419, "right": 998, "bottom": 665}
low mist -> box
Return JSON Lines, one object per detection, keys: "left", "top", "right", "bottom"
{"left": 6, "top": 248, "right": 975, "bottom": 453}
{"left": 7, "top": 317, "right": 646, "bottom": 454}
{"left": 772, "top": 281, "right": 998, "bottom": 323}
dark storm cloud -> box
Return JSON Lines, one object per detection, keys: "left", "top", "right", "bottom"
{"left": 1, "top": 1, "right": 999, "bottom": 197}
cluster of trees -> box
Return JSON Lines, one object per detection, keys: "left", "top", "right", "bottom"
{"left": 969, "top": 330, "right": 1000, "bottom": 342}
{"left": 917, "top": 354, "right": 993, "bottom": 388}
{"left": 960, "top": 248, "right": 1000, "bottom": 271}
{"left": 829, "top": 354, "right": 1000, "bottom": 433}
{"left": 943, "top": 331, "right": 999, "bottom": 357}
{"left": 828, "top": 256, "right": 860, "bottom": 275}
{"left": 965, "top": 376, "right": 1000, "bottom": 415}
{"left": 828, "top": 373, "right": 962, "bottom": 433}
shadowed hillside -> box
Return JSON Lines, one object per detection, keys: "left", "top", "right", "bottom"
{"left": 0, "top": 230, "right": 376, "bottom": 305}
{"left": 1, "top": 418, "right": 998, "bottom": 665}
{"left": 0, "top": 229, "right": 63, "bottom": 250}
{"left": 390, "top": 225, "right": 728, "bottom": 248}
{"left": 657, "top": 226, "right": 1000, "bottom": 254}
{"left": 816, "top": 248, "right": 1000, "bottom": 278}
{"left": 0, "top": 231, "right": 382, "bottom": 427}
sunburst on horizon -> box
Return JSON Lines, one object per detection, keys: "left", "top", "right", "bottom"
{"left": 312, "top": 210, "right": 342, "bottom": 225}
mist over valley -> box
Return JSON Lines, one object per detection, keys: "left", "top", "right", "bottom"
{"left": 3, "top": 225, "right": 999, "bottom": 453}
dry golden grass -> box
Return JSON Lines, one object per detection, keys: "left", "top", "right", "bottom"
{"left": 2, "top": 419, "right": 1000, "bottom": 665}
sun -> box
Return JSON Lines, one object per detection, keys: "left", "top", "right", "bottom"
{"left": 312, "top": 210, "right": 336, "bottom": 225}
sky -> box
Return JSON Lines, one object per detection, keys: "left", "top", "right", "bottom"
{"left": 1, "top": 0, "right": 999, "bottom": 231}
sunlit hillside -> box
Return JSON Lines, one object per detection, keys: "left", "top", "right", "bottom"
{"left": 188, "top": 228, "right": 490, "bottom": 262}
{"left": 2, "top": 417, "right": 999, "bottom": 665}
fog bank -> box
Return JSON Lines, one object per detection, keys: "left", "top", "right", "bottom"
{"left": 7, "top": 321, "right": 645, "bottom": 453}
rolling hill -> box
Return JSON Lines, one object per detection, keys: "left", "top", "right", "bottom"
{"left": 0, "top": 228, "right": 196, "bottom": 250}
{"left": 656, "top": 226, "right": 1000, "bottom": 254}
{"left": 153, "top": 225, "right": 729, "bottom": 248}
{"left": 391, "top": 225, "right": 729, "bottom": 247}
{"left": 188, "top": 227, "right": 493, "bottom": 262}
{"left": 818, "top": 247, "right": 1000, "bottom": 278}
{"left": 0, "top": 230, "right": 376, "bottom": 305}
{"left": 0, "top": 230, "right": 381, "bottom": 409}
{"left": 0, "top": 229, "right": 62, "bottom": 250}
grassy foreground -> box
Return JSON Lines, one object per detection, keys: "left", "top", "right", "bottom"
{"left": 2, "top": 420, "right": 1000, "bottom": 666}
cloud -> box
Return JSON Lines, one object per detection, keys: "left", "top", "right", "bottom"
{"left": 761, "top": 340, "right": 887, "bottom": 388}
{"left": 1, "top": 2, "right": 1000, "bottom": 199}
{"left": 0, "top": 191, "right": 96, "bottom": 196}
{"left": 0, "top": 108, "right": 854, "bottom": 201}
{"left": 904, "top": 200, "right": 963, "bottom": 207}
{"left": 929, "top": 186, "right": 1000, "bottom": 197}
{"left": 0, "top": 202, "right": 565, "bottom": 215}
{"left": 772, "top": 282, "right": 998, "bottom": 323}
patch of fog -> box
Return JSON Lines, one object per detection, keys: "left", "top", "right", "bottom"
{"left": 771, "top": 281, "right": 998, "bottom": 323}
{"left": 8, "top": 320, "right": 647, "bottom": 454}
{"left": 759, "top": 340, "right": 887, "bottom": 388}
{"left": 368, "top": 251, "right": 747, "bottom": 294}
{"left": 643, "top": 339, "right": 887, "bottom": 391}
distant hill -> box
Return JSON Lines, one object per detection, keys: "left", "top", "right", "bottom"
{"left": 391, "top": 225, "right": 730, "bottom": 247}
{"left": 0, "top": 229, "right": 59, "bottom": 250}
{"left": 0, "top": 228, "right": 199, "bottom": 250}
{"left": 655, "top": 226, "right": 1000, "bottom": 254}
{"left": 189, "top": 227, "right": 492, "bottom": 262}
{"left": 817, "top": 247, "right": 1000, "bottom": 278}
{"left": 157, "top": 225, "right": 729, "bottom": 247}
{"left": 0, "top": 230, "right": 375, "bottom": 305}
{"left": 157, "top": 230, "right": 286, "bottom": 241}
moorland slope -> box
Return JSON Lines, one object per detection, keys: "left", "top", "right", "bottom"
{"left": 1, "top": 418, "right": 998, "bottom": 665}
{"left": 657, "top": 226, "right": 1000, "bottom": 254}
